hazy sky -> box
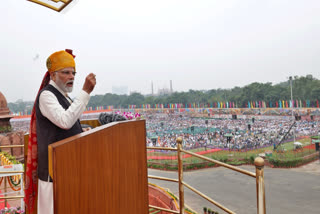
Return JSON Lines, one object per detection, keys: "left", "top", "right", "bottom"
{"left": 1, "top": 0, "right": 320, "bottom": 102}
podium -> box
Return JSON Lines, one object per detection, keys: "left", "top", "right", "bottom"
{"left": 48, "top": 119, "right": 149, "bottom": 214}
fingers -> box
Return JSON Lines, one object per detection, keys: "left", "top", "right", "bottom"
{"left": 83, "top": 73, "right": 97, "bottom": 94}
{"left": 87, "top": 73, "right": 96, "bottom": 82}
{"left": 82, "top": 127, "right": 92, "bottom": 132}
{"left": 88, "top": 73, "right": 96, "bottom": 78}
{"left": 87, "top": 73, "right": 96, "bottom": 86}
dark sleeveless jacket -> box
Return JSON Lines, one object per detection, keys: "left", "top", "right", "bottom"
{"left": 35, "top": 84, "right": 82, "bottom": 181}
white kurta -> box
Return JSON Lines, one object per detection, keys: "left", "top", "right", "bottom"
{"left": 38, "top": 179, "right": 54, "bottom": 214}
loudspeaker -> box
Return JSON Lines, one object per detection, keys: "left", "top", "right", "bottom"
{"left": 252, "top": 118, "right": 255, "bottom": 123}
{"left": 315, "top": 142, "right": 319, "bottom": 151}
{"left": 310, "top": 115, "right": 314, "bottom": 121}
{"left": 191, "top": 126, "right": 194, "bottom": 132}
{"left": 248, "top": 124, "right": 251, "bottom": 130}
{"left": 232, "top": 115, "right": 237, "bottom": 120}
{"left": 205, "top": 120, "right": 208, "bottom": 125}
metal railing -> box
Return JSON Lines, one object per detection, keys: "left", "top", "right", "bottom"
{"left": 147, "top": 137, "right": 266, "bottom": 214}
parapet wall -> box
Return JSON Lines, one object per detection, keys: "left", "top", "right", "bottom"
{"left": 0, "top": 131, "right": 24, "bottom": 161}
{"left": 148, "top": 184, "right": 178, "bottom": 214}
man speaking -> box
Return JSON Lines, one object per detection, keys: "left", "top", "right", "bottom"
{"left": 25, "top": 49, "right": 96, "bottom": 214}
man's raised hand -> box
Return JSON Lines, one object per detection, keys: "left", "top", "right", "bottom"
{"left": 82, "top": 73, "right": 96, "bottom": 94}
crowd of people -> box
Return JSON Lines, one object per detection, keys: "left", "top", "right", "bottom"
{"left": 145, "top": 112, "right": 319, "bottom": 150}
{"left": 10, "top": 110, "right": 319, "bottom": 151}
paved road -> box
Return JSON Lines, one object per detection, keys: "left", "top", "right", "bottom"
{"left": 148, "top": 161, "right": 320, "bottom": 214}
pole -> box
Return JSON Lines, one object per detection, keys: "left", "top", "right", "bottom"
{"left": 290, "top": 76, "right": 296, "bottom": 144}
{"left": 255, "top": 157, "right": 266, "bottom": 214}
{"left": 317, "top": 115, "right": 319, "bottom": 156}
{"left": 177, "top": 137, "right": 185, "bottom": 214}
{"left": 21, "top": 174, "right": 24, "bottom": 210}
{"left": 246, "top": 144, "right": 247, "bottom": 159}
{"left": 4, "top": 176, "right": 7, "bottom": 208}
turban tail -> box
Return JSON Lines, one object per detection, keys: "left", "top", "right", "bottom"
{"left": 24, "top": 71, "right": 50, "bottom": 212}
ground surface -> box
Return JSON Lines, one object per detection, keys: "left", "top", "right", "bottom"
{"left": 148, "top": 160, "right": 320, "bottom": 214}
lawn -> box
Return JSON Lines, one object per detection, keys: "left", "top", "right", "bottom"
{"left": 147, "top": 137, "right": 317, "bottom": 166}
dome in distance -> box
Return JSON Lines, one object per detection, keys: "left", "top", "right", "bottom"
{"left": 0, "top": 92, "right": 10, "bottom": 116}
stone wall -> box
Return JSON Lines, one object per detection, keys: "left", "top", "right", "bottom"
{"left": 0, "top": 131, "right": 24, "bottom": 161}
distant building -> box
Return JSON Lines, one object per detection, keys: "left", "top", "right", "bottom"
{"left": 157, "top": 88, "right": 171, "bottom": 96}
{"left": 112, "top": 86, "right": 128, "bottom": 95}
{"left": 306, "top": 74, "right": 313, "bottom": 80}
{"left": 151, "top": 81, "right": 154, "bottom": 96}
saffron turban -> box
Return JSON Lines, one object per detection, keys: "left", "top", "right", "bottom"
{"left": 46, "top": 49, "right": 76, "bottom": 73}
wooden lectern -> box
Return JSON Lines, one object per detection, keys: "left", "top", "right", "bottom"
{"left": 48, "top": 120, "right": 149, "bottom": 214}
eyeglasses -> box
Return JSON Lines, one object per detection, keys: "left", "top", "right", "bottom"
{"left": 56, "top": 71, "right": 76, "bottom": 76}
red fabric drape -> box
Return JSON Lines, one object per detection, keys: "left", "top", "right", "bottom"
{"left": 25, "top": 71, "right": 50, "bottom": 212}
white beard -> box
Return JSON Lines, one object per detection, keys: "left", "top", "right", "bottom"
{"left": 56, "top": 75, "right": 73, "bottom": 93}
